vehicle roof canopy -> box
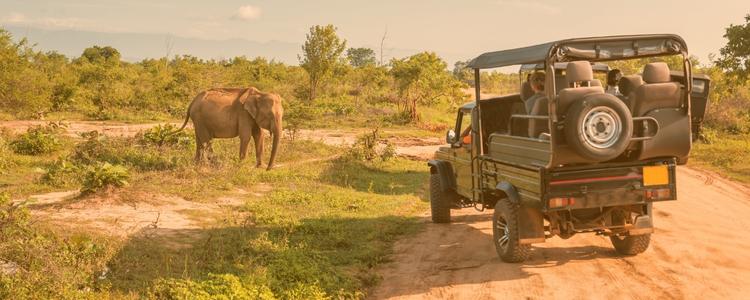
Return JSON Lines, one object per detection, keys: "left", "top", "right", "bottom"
{"left": 520, "top": 62, "right": 610, "bottom": 73}
{"left": 467, "top": 34, "right": 687, "bottom": 69}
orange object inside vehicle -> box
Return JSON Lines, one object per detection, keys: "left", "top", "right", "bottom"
{"left": 462, "top": 134, "right": 472, "bottom": 144}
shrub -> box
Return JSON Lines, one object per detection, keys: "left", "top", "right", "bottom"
{"left": 40, "top": 159, "right": 81, "bottom": 187}
{"left": 140, "top": 124, "right": 192, "bottom": 148}
{"left": 348, "top": 128, "right": 396, "bottom": 162}
{"left": 70, "top": 131, "right": 110, "bottom": 165}
{"left": 81, "top": 162, "right": 129, "bottom": 194}
{"left": 9, "top": 124, "right": 64, "bottom": 155}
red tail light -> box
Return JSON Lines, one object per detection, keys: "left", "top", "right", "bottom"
{"left": 549, "top": 197, "right": 576, "bottom": 208}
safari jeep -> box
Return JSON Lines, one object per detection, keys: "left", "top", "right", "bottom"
{"left": 428, "top": 34, "right": 702, "bottom": 262}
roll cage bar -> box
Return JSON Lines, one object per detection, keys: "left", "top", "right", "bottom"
{"left": 467, "top": 34, "right": 692, "bottom": 169}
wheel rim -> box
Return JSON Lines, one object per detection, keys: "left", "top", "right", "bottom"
{"left": 495, "top": 217, "right": 510, "bottom": 251}
{"left": 581, "top": 106, "right": 622, "bottom": 149}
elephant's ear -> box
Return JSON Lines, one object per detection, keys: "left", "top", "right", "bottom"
{"left": 240, "top": 88, "right": 261, "bottom": 120}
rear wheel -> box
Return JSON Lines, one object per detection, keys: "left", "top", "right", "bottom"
{"left": 610, "top": 234, "right": 651, "bottom": 255}
{"left": 493, "top": 199, "right": 531, "bottom": 262}
{"left": 429, "top": 174, "right": 451, "bottom": 223}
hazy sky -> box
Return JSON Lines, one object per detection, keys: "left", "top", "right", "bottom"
{"left": 0, "top": 0, "right": 748, "bottom": 64}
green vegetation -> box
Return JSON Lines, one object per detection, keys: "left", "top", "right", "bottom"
{"left": 0, "top": 123, "right": 429, "bottom": 298}
{"left": 691, "top": 129, "right": 750, "bottom": 183}
{"left": 9, "top": 123, "right": 66, "bottom": 155}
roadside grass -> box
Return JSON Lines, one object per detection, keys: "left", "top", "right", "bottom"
{"left": 690, "top": 129, "right": 750, "bottom": 184}
{"left": 0, "top": 126, "right": 431, "bottom": 299}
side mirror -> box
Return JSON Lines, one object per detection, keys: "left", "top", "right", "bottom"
{"left": 446, "top": 129, "right": 457, "bottom": 144}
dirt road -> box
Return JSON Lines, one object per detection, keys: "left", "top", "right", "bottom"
{"left": 371, "top": 166, "right": 750, "bottom": 299}
{"left": 4, "top": 121, "right": 750, "bottom": 299}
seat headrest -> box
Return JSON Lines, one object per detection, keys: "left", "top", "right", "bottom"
{"left": 566, "top": 61, "right": 594, "bottom": 86}
{"left": 643, "top": 62, "right": 671, "bottom": 83}
{"left": 618, "top": 75, "right": 644, "bottom": 96}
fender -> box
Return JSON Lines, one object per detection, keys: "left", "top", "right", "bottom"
{"left": 427, "top": 160, "right": 456, "bottom": 193}
{"left": 495, "top": 181, "right": 546, "bottom": 244}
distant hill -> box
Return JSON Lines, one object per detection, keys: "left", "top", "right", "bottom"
{"left": 1, "top": 25, "right": 472, "bottom": 66}
{"left": 2, "top": 25, "right": 301, "bottom": 63}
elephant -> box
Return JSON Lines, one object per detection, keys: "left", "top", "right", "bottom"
{"left": 175, "top": 87, "right": 283, "bottom": 170}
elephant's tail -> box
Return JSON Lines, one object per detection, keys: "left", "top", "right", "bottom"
{"left": 170, "top": 95, "right": 198, "bottom": 135}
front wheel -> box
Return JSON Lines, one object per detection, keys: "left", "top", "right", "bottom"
{"left": 610, "top": 234, "right": 651, "bottom": 255}
{"left": 493, "top": 199, "right": 531, "bottom": 262}
{"left": 429, "top": 174, "right": 451, "bottom": 223}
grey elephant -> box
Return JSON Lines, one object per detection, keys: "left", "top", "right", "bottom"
{"left": 175, "top": 87, "right": 283, "bottom": 170}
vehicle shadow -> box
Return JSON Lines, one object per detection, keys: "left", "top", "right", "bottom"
{"left": 318, "top": 157, "right": 430, "bottom": 196}
{"left": 370, "top": 210, "right": 627, "bottom": 299}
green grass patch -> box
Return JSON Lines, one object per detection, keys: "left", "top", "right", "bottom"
{"left": 1, "top": 131, "right": 430, "bottom": 299}
{"left": 691, "top": 129, "right": 750, "bottom": 184}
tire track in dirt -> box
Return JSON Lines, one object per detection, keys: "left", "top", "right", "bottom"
{"left": 370, "top": 166, "right": 750, "bottom": 299}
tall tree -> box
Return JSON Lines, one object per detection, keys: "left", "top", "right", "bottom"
{"left": 715, "top": 14, "right": 750, "bottom": 82}
{"left": 299, "top": 24, "right": 347, "bottom": 100}
{"left": 391, "top": 52, "right": 463, "bottom": 121}
{"left": 346, "top": 47, "right": 376, "bottom": 67}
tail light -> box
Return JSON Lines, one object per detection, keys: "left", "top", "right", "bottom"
{"left": 549, "top": 197, "right": 576, "bottom": 208}
{"left": 645, "top": 188, "right": 672, "bottom": 200}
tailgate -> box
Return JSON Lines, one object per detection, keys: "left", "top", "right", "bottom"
{"left": 543, "top": 159, "right": 676, "bottom": 211}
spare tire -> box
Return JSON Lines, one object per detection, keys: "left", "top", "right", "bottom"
{"left": 564, "top": 94, "right": 632, "bottom": 162}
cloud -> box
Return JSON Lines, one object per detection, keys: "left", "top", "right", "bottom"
{"left": 497, "top": 0, "right": 560, "bottom": 15}
{"left": 233, "top": 5, "right": 262, "bottom": 21}
{"left": 0, "top": 12, "right": 99, "bottom": 31}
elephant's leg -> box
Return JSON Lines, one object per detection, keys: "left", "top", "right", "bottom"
{"left": 194, "top": 124, "right": 212, "bottom": 163}
{"left": 252, "top": 125, "right": 263, "bottom": 168}
{"left": 239, "top": 136, "right": 251, "bottom": 161}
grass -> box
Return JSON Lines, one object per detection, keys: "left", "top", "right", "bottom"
{"left": 0, "top": 126, "right": 431, "bottom": 299}
{"left": 690, "top": 129, "right": 750, "bottom": 184}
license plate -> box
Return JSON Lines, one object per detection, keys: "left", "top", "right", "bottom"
{"left": 643, "top": 165, "right": 669, "bottom": 186}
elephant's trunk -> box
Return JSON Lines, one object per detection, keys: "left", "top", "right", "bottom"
{"left": 267, "top": 120, "right": 281, "bottom": 170}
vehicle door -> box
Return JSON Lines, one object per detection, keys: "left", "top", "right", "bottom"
{"left": 453, "top": 109, "right": 475, "bottom": 198}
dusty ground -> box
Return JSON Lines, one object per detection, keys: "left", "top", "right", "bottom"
{"left": 5, "top": 121, "right": 750, "bottom": 299}
{"left": 370, "top": 166, "right": 750, "bottom": 300}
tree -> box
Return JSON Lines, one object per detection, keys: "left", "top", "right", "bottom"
{"left": 346, "top": 47, "right": 376, "bottom": 67}
{"left": 715, "top": 14, "right": 750, "bottom": 82}
{"left": 299, "top": 24, "right": 347, "bottom": 100}
{"left": 390, "top": 52, "right": 463, "bottom": 121}
{"left": 452, "top": 60, "right": 473, "bottom": 84}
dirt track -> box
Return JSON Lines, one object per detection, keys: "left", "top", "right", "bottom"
{"left": 4, "top": 121, "right": 750, "bottom": 299}
{"left": 371, "top": 166, "right": 750, "bottom": 299}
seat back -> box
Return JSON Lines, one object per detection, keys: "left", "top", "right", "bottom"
{"left": 617, "top": 75, "right": 644, "bottom": 112}
{"left": 632, "top": 63, "right": 681, "bottom": 116}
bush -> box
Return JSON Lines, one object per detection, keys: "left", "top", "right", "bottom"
{"left": 0, "top": 192, "right": 111, "bottom": 299}
{"left": 81, "top": 162, "right": 129, "bottom": 194}
{"left": 348, "top": 128, "right": 395, "bottom": 162}
{"left": 9, "top": 123, "right": 65, "bottom": 155}
{"left": 139, "top": 124, "right": 192, "bottom": 148}
{"left": 40, "top": 159, "right": 81, "bottom": 187}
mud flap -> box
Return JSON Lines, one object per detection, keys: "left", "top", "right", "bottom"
{"left": 496, "top": 182, "right": 545, "bottom": 244}
{"left": 427, "top": 160, "right": 456, "bottom": 192}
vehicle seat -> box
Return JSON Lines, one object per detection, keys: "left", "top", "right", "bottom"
{"left": 556, "top": 61, "right": 604, "bottom": 116}
{"left": 632, "top": 63, "right": 681, "bottom": 116}
{"left": 618, "top": 75, "right": 644, "bottom": 112}
{"left": 528, "top": 61, "right": 603, "bottom": 138}
{"left": 630, "top": 62, "right": 690, "bottom": 161}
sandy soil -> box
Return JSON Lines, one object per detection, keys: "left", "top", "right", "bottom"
{"left": 370, "top": 166, "right": 750, "bottom": 299}
{"left": 7, "top": 121, "right": 750, "bottom": 298}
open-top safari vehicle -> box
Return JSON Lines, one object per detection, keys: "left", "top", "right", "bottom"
{"left": 428, "top": 34, "right": 705, "bottom": 262}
